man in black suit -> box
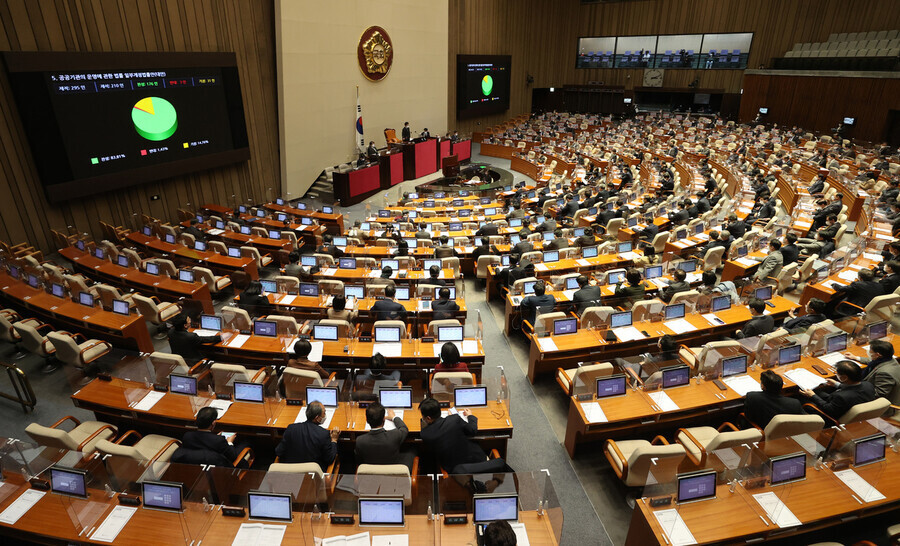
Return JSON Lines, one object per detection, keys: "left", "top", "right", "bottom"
{"left": 725, "top": 214, "right": 747, "bottom": 239}
{"left": 520, "top": 280, "right": 556, "bottom": 328}
{"left": 168, "top": 313, "right": 221, "bottom": 364}
{"left": 432, "top": 287, "right": 460, "bottom": 320}
{"left": 472, "top": 241, "right": 496, "bottom": 264}
{"left": 184, "top": 218, "right": 207, "bottom": 242}
{"left": 420, "top": 128, "right": 431, "bottom": 138}
{"left": 808, "top": 173, "right": 827, "bottom": 195}
{"left": 637, "top": 221, "right": 659, "bottom": 242}
{"left": 811, "top": 194, "right": 843, "bottom": 230}
{"left": 419, "top": 397, "right": 490, "bottom": 473}
{"left": 558, "top": 194, "right": 579, "bottom": 219}
{"left": 737, "top": 298, "right": 775, "bottom": 338}
{"left": 371, "top": 285, "right": 408, "bottom": 321}
{"left": 275, "top": 401, "right": 340, "bottom": 468}
{"left": 401, "top": 122, "right": 411, "bottom": 142}
{"left": 596, "top": 205, "right": 617, "bottom": 228}
{"left": 668, "top": 201, "right": 690, "bottom": 224}
{"left": 543, "top": 229, "right": 566, "bottom": 251}
{"left": 423, "top": 265, "right": 447, "bottom": 287}
{"left": 317, "top": 234, "right": 345, "bottom": 260}
{"left": 571, "top": 275, "right": 602, "bottom": 314}
{"left": 744, "top": 371, "right": 805, "bottom": 429}
{"left": 366, "top": 141, "right": 379, "bottom": 162}
{"left": 879, "top": 260, "right": 900, "bottom": 294}
{"left": 660, "top": 269, "right": 690, "bottom": 303}
{"left": 510, "top": 232, "right": 534, "bottom": 262}
{"left": 780, "top": 233, "right": 800, "bottom": 265}
{"left": 172, "top": 407, "right": 243, "bottom": 467}
{"left": 475, "top": 222, "right": 499, "bottom": 237}
{"left": 800, "top": 360, "right": 876, "bottom": 420}
{"left": 832, "top": 268, "right": 883, "bottom": 318}
{"left": 536, "top": 216, "right": 557, "bottom": 233}
{"left": 355, "top": 402, "right": 414, "bottom": 470}
{"left": 783, "top": 298, "right": 827, "bottom": 331}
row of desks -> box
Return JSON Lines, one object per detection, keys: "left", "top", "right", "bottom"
{"left": 126, "top": 232, "right": 259, "bottom": 280}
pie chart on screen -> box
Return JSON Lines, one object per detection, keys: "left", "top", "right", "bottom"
{"left": 132, "top": 97, "right": 178, "bottom": 141}
{"left": 482, "top": 75, "right": 493, "bottom": 96}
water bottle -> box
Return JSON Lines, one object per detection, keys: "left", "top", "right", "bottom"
{"left": 426, "top": 502, "right": 434, "bottom": 521}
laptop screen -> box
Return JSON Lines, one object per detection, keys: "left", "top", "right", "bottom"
{"left": 449, "top": 222, "right": 462, "bottom": 231}
{"left": 301, "top": 217, "right": 312, "bottom": 226}
{"left": 662, "top": 366, "right": 691, "bottom": 388}
{"left": 323, "top": 206, "right": 334, "bottom": 214}
{"left": 553, "top": 318, "right": 578, "bottom": 335}
{"left": 596, "top": 375, "right": 627, "bottom": 398}
{"left": 543, "top": 232, "right": 555, "bottom": 242}
{"left": 826, "top": 333, "right": 847, "bottom": 354}
{"left": 375, "top": 327, "right": 401, "bottom": 343}
{"left": 721, "top": 355, "right": 747, "bottom": 377}
{"left": 868, "top": 321, "right": 888, "bottom": 341}
{"left": 51, "top": 283, "right": 66, "bottom": 298}
{"left": 509, "top": 234, "right": 521, "bottom": 245}
{"left": 260, "top": 280, "right": 277, "bottom": 294}
{"left": 381, "top": 259, "right": 400, "bottom": 271}
{"left": 313, "top": 324, "right": 339, "bottom": 341}
{"left": 565, "top": 277, "right": 580, "bottom": 290}
{"left": 618, "top": 242, "right": 633, "bottom": 253}
{"left": 394, "top": 286, "right": 410, "bottom": 300}
{"left": 358, "top": 498, "right": 405, "bottom": 526}
{"left": 473, "top": 494, "right": 518, "bottom": 523}
{"left": 94, "top": 248, "right": 106, "bottom": 260}
{"left": 241, "top": 226, "right": 252, "bottom": 235}
{"left": 200, "top": 315, "right": 222, "bottom": 331}
{"left": 194, "top": 241, "right": 207, "bottom": 251}
{"left": 228, "top": 247, "right": 242, "bottom": 258}
{"left": 345, "top": 285, "right": 365, "bottom": 299}
{"left": 253, "top": 320, "right": 278, "bottom": 337}
{"left": 754, "top": 286, "right": 773, "bottom": 301}
{"left": 854, "top": 434, "right": 886, "bottom": 466}
{"left": 145, "top": 262, "right": 160, "bottom": 275}
{"left": 339, "top": 257, "right": 357, "bottom": 269}
{"left": 276, "top": 213, "right": 287, "bottom": 222}
{"left": 610, "top": 311, "right": 632, "bottom": 328}
{"left": 169, "top": 374, "right": 198, "bottom": 395}
{"left": 379, "top": 387, "right": 413, "bottom": 409}
{"left": 664, "top": 303, "right": 686, "bottom": 320}
{"left": 522, "top": 281, "right": 536, "bottom": 295}
{"left": 301, "top": 255, "right": 317, "bottom": 266}
{"left": 50, "top": 466, "right": 87, "bottom": 498}
{"left": 454, "top": 386, "right": 488, "bottom": 407}
{"left": 675, "top": 229, "right": 687, "bottom": 240}
{"left": 333, "top": 236, "right": 348, "bottom": 247}
{"left": 779, "top": 344, "right": 801, "bottom": 365}
{"left": 608, "top": 270, "right": 626, "bottom": 284}
{"left": 307, "top": 386, "right": 338, "bottom": 407}
{"left": 677, "top": 471, "right": 717, "bottom": 503}
{"left": 299, "top": 283, "right": 319, "bottom": 296}
{"left": 485, "top": 208, "right": 497, "bottom": 216}
{"left": 438, "top": 325, "right": 464, "bottom": 342}
{"left": 510, "top": 219, "right": 522, "bottom": 227}
{"left": 78, "top": 292, "right": 94, "bottom": 308}
{"left": 112, "top": 299, "right": 130, "bottom": 316}
{"left": 165, "top": 234, "right": 176, "bottom": 244}
{"left": 582, "top": 246, "right": 599, "bottom": 258}
{"left": 142, "top": 481, "right": 183, "bottom": 511}
{"left": 234, "top": 381, "right": 265, "bottom": 403}
{"left": 644, "top": 265, "right": 663, "bottom": 279}
{"left": 26, "top": 274, "right": 39, "bottom": 288}
{"left": 423, "top": 259, "right": 442, "bottom": 271}
{"left": 178, "top": 269, "right": 194, "bottom": 283}
{"left": 248, "top": 492, "right": 292, "bottom": 522}
{"left": 678, "top": 260, "right": 697, "bottom": 273}
{"left": 543, "top": 250, "right": 559, "bottom": 263}
{"left": 770, "top": 453, "right": 806, "bottom": 485}
{"left": 712, "top": 295, "right": 731, "bottom": 312}
{"left": 117, "top": 255, "right": 130, "bottom": 267}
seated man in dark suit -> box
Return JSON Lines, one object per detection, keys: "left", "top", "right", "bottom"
{"left": 168, "top": 313, "right": 221, "bottom": 363}
{"left": 782, "top": 298, "right": 827, "bottom": 331}
{"left": 520, "top": 280, "right": 556, "bottom": 329}
{"left": 736, "top": 298, "right": 775, "bottom": 339}
{"left": 571, "top": 275, "right": 602, "bottom": 314}
{"left": 558, "top": 194, "right": 578, "bottom": 218}
{"left": 371, "top": 285, "right": 408, "bottom": 321}
{"left": 183, "top": 218, "right": 207, "bottom": 242}
{"left": 659, "top": 269, "right": 690, "bottom": 303}
{"left": 725, "top": 214, "right": 747, "bottom": 239}
{"left": 475, "top": 221, "right": 499, "bottom": 237}
{"left": 172, "top": 406, "right": 243, "bottom": 467}
{"left": 799, "top": 360, "right": 877, "bottom": 420}
{"left": 472, "top": 241, "right": 496, "bottom": 264}
{"left": 780, "top": 232, "right": 800, "bottom": 264}
{"left": 275, "top": 401, "right": 340, "bottom": 468}
{"left": 355, "top": 401, "right": 414, "bottom": 470}
{"left": 831, "top": 268, "right": 883, "bottom": 318}
{"left": 879, "top": 260, "right": 900, "bottom": 294}
{"left": 423, "top": 264, "right": 447, "bottom": 287}
{"left": 419, "top": 397, "right": 501, "bottom": 474}
{"left": 543, "top": 229, "right": 567, "bottom": 251}
{"left": 431, "top": 287, "right": 460, "bottom": 320}
{"left": 744, "top": 370, "right": 805, "bottom": 429}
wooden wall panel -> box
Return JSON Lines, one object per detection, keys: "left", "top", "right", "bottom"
{"left": 739, "top": 73, "right": 900, "bottom": 142}
{"left": 0, "top": 0, "right": 278, "bottom": 253}
{"left": 448, "top": 0, "right": 900, "bottom": 134}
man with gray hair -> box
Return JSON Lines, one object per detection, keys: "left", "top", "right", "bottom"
{"left": 276, "top": 401, "right": 340, "bottom": 468}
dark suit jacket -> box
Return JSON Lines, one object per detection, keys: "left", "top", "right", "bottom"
{"left": 780, "top": 244, "right": 800, "bottom": 265}
{"left": 520, "top": 294, "right": 556, "bottom": 326}
{"left": 371, "top": 299, "right": 408, "bottom": 321}
{"left": 638, "top": 223, "right": 659, "bottom": 240}
{"left": 172, "top": 430, "right": 237, "bottom": 467}
{"left": 276, "top": 421, "right": 336, "bottom": 469}
{"left": 168, "top": 329, "right": 221, "bottom": 363}
{"left": 741, "top": 314, "right": 775, "bottom": 337}
{"left": 744, "top": 391, "right": 805, "bottom": 429}
{"left": 401, "top": 126, "right": 411, "bottom": 141}
{"left": 783, "top": 313, "right": 827, "bottom": 331}
{"left": 669, "top": 209, "right": 690, "bottom": 224}
{"left": 475, "top": 223, "right": 499, "bottom": 237}
{"left": 511, "top": 241, "right": 534, "bottom": 258}
{"left": 559, "top": 202, "right": 578, "bottom": 218}
{"left": 572, "top": 286, "right": 602, "bottom": 313}
{"left": 420, "top": 414, "right": 486, "bottom": 472}
{"left": 833, "top": 280, "right": 883, "bottom": 312}
{"left": 880, "top": 273, "right": 900, "bottom": 294}
{"left": 431, "top": 299, "right": 460, "bottom": 320}
{"left": 544, "top": 238, "right": 566, "bottom": 251}
{"left": 660, "top": 280, "right": 690, "bottom": 303}
{"left": 726, "top": 221, "right": 747, "bottom": 239}
{"left": 809, "top": 381, "right": 877, "bottom": 420}
{"left": 239, "top": 293, "right": 273, "bottom": 314}
{"left": 355, "top": 417, "right": 409, "bottom": 466}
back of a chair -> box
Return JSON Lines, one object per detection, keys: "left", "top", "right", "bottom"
{"left": 580, "top": 306, "right": 615, "bottom": 329}
{"left": 132, "top": 294, "right": 162, "bottom": 322}
{"left": 669, "top": 289, "right": 700, "bottom": 308}
{"left": 651, "top": 232, "right": 669, "bottom": 253}
{"left": 283, "top": 368, "right": 324, "bottom": 400}
{"left": 624, "top": 444, "right": 686, "bottom": 487}
{"left": 373, "top": 320, "right": 407, "bottom": 339}
{"left": 705, "top": 428, "right": 762, "bottom": 452}
{"left": 512, "top": 276, "right": 539, "bottom": 294}
{"left": 695, "top": 340, "right": 743, "bottom": 374}
{"left": 427, "top": 319, "right": 462, "bottom": 336}
{"left": 318, "top": 319, "right": 352, "bottom": 339}
{"left": 191, "top": 266, "right": 217, "bottom": 286}
{"left": 864, "top": 294, "right": 900, "bottom": 323}
{"left": 268, "top": 462, "right": 328, "bottom": 503}
{"left": 268, "top": 315, "right": 299, "bottom": 336}
{"left": 221, "top": 306, "right": 252, "bottom": 331}
{"left": 314, "top": 253, "right": 336, "bottom": 266}
{"left": 211, "top": 363, "right": 252, "bottom": 392}
{"left": 764, "top": 414, "right": 825, "bottom": 441}
{"left": 475, "top": 256, "right": 500, "bottom": 280}
{"left": 95, "top": 284, "right": 122, "bottom": 310}
{"left": 703, "top": 246, "right": 726, "bottom": 270}
{"left": 431, "top": 371, "right": 474, "bottom": 400}
{"left": 240, "top": 246, "right": 264, "bottom": 268}
{"left": 318, "top": 280, "right": 344, "bottom": 296}
{"left": 149, "top": 258, "right": 177, "bottom": 278}
{"left": 14, "top": 323, "right": 51, "bottom": 355}
{"left": 149, "top": 351, "right": 191, "bottom": 383}
{"left": 441, "top": 257, "right": 460, "bottom": 278}
{"left": 605, "top": 218, "right": 624, "bottom": 238}
{"left": 64, "top": 274, "right": 92, "bottom": 295}
{"left": 46, "top": 331, "right": 82, "bottom": 367}
{"left": 631, "top": 299, "right": 663, "bottom": 323}
{"left": 95, "top": 439, "right": 143, "bottom": 461}
{"left": 356, "top": 464, "right": 412, "bottom": 505}
{"left": 42, "top": 263, "right": 66, "bottom": 284}
{"left": 209, "top": 241, "right": 228, "bottom": 255}
{"left": 0, "top": 313, "right": 20, "bottom": 343}
{"left": 25, "top": 423, "right": 79, "bottom": 451}
{"left": 569, "top": 362, "right": 614, "bottom": 388}
{"left": 839, "top": 397, "right": 890, "bottom": 424}
{"left": 534, "top": 311, "right": 566, "bottom": 334}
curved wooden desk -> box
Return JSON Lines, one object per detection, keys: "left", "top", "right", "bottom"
{"left": 126, "top": 232, "right": 259, "bottom": 281}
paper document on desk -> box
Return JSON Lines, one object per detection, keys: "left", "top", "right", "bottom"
{"left": 208, "top": 399, "right": 232, "bottom": 418}
{"left": 651, "top": 278, "right": 669, "bottom": 289}
{"left": 509, "top": 523, "right": 531, "bottom": 546}
{"left": 671, "top": 241, "right": 690, "bottom": 249}
{"left": 536, "top": 337, "right": 558, "bottom": 351}
{"left": 322, "top": 532, "right": 371, "bottom": 546}
{"left": 652, "top": 509, "right": 697, "bottom": 545}
{"left": 207, "top": 228, "right": 225, "bottom": 236}
{"left": 620, "top": 251, "right": 641, "bottom": 261}
{"left": 783, "top": 368, "right": 827, "bottom": 391}
{"left": 581, "top": 401, "right": 608, "bottom": 423}
{"left": 722, "top": 375, "right": 761, "bottom": 396}
{"left": 322, "top": 268, "right": 337, "bottom": 276}
{"left": 0, "top": 489, "right": 44, "bottom": 524}
{"left": 132, "top": 390, "right": 166, "bottom": 411}
{"left": 227, "top": 334, "right": 250, "bottom": 348}
{"left": 91, "top": 505, "right": 137, "bottom": 542}
{"left": 278, "top": 294, "right": 297, "bottom": 305}
{"left": 232, "top": 523, "right": 287, "bottom": 546}
{"left": 373, "top": 342, "right": 402, "bottom": 358}
{"left": 817, "top": 352, "right": 845, "bottom": 367}
{"left": 192, "top": 329, "right": 219, "bottom": 337}
{"left": 794, "top": 221, "right": 811, "bottom": 229}
{"left": 649, "top": 391, "right": 679, "bottom": 412}
{"left": 612, "top": 326, "right": 645, "bottom": 342}
{"left": 752, "top": 492, "right": 801, "bottom": 528}
{"left": 735, "top": 257, "right": 759, "bottom": 267}
{"left": 308, "top": 341, "right": 324, "bottom": 362}
{"left": 664, "top": 318, "right": 697, "bottom": 335}
{"left": 837, "top": 270, "right": 858, "bottom": 282}
{"left": 562, "top": 289, "right": 576, "bottom": 300}
{"left": 576, "top": 258, "right": 592, "bottom": 267}
{"left": 863, "top": 252, "right": 884, "bottom": 263}
{"left": 694, "top": 233, "right": 710, "bottom": 241}
{"left": 372, "top": 535, "right": 409, "bottom": 546}
{"left": 535, "top": 263, "right": 549, "bottom": 272}
{"left": 834, "top": 469, "right": 886, "bottom": 502}
{"left": 462, "top": 339, "right": 479, "bottom": 355}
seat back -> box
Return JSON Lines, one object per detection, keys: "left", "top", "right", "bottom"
{"left": 318, "top": 280, "right": 344, "bottom": 296}
{"left": 268, "top": 462, "right": 328, "bottom": 503}
{"left": 705, "top": 428, "right": 762, "bottom": 452}
{"left": 441, "top": 257, "right": 460, "bottom": 278}
{"left": 624, "top": 444, "right": 686, "bottom": 487}
{"left": 132, "top": 294, "right": 163, "bottom": 324}
{"left": 839, "top": 397, "right": 889, "bottom": 424}
{"left": 209, "top": 241, "right": 228, "bottom": 255}
{"left": 46, "top": 331, "right": 83, "bottom": 367}
{"left": 431, "top": 371, "right": 475, "bottom": 402}
{"left": 764, "top": 414, "right": 825, "bottom": 441}
{"left": 222, "top": 305, "right": 252, "bottom": 331}
{"left": 652, "top": 232, "right": 670, "bottom": 253}
{"left": 669, "top": 289, "right": 700, "bottom": 308}
{"left": 210, "top": 363, "right": 253, "bottom": 393}
{"left": 631, "top": 299, "right": 663, "bottom": 322}
{"left": 605, "top": 218, "right": 624, "bottom": 238}
{"left": 476, "top": 256, "right": 500, "bottom": 279}
{"left": 373, "top": 320, "right": 407, "bottom": 339}
{"left": 512, "top": 276, "right": 539, "bottom": 295}
{"left": 25, "top": 423, "right": 79, "bottom": 451}
{"left": 148, "top": 258, "right": 177, "bottom": 278}
{"left": 569, "top": 362, "right": 614, "bottom": 389}
{"left": 702, "top": 246, "right": 726, "bottom": 270}
{"left": 283, "top": 368, "right": 324, "bottom": 400}
{"left": 864, "top": 294, "right": 900, "bottom": 323}
{"left": 313, "top": 253, "right": 336, "bottom": 266}
{"left": 64, "top": 274, "right": 93, "bottom": 296}
{"left": 317, "top": 319, "right": 353, "bottom": 339}
{"left": 192, "top": 266, "right": 218, "bottom": 287}
{"left": 533, "top": 311, "right": 566, "bottom": 334}
{"left": 149, "top": 351, "right": 191, "bottom": 383}
{"left": 14, "top": 323, "right": 53, "bottom": 356}
{"left": 356, "top": 464, "right": 412, "bottom": 505}
{"left": 580, "top": 306, "right": 615, "bottom": 329}
{"left": 240, "top": 246, "right": 264, "bottom": 268}
{"left": 95, "top": 284, "right": 125, "bottom": 310}
{"left": 427, "top": 319, "right": 462, "bottom": 336}
{"left": 267, "top": 315, "right": 299, "bottom": 336}
{"left": 42, "top": 263, "right": 67, "bottom": 284}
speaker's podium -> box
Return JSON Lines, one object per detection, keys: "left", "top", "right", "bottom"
{"left": 399, "top": 137, "right": 438, "bottom": 180}
{"left": 442, "top": 154, "right": 460, "bottom": 177}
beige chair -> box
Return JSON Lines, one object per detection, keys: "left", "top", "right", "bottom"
{"left": 580, "top": 306, "right": 616, "bottom": 329}
{"left": 274, "top": 275, "right": 300, "bottom": 294}
{"left": 149, "top": 351, "right": 207, "bottom": 384}
{"left": 95, "top": 432, "right": 180, "bottom": 464}
{"left": 268, "top": 461, "right": 337, "bottom": 503}
{"left": 42, "top": 262, "right": 67, "bottom": 284}
{"left": 605, "top": 218, "right": 624, "bottom": 240}
{"left": 701, "top": 246, "right": 726, "bottom": 270}
{"left": 283, "top": 368, "right": 330, "bottom": 400}
{"left": 356, "top": 463, "right": 417, "bottom": 506}
{"left": 762, "top": 414, "right": 825, "bottom": 441}
{"left": 529, "top": 311, "right": 567, "bottom": 335}
{"left": 669, "top": 289, "right": 700, "bottom": 308}
{"left": 263, "top": 315, "right": 299, "bottom": 335}
{"left": 631, "top": 299, "right": 664, "bottom": 323}
{"left": 95, "top": 283, "right": 134, "bottom": 310}
{"left": 837, "top": 397, "right": 890, "bottom": 424}
{"left": 251, "top": 226, "right": 268, "bottom": 238}
{"left": 651, "top": 232, "right": 670, "bottom": 254}
{"left": 318, "top": 279, "right": 344, "bottom": 296}
{"left": 676, "top": 423, "right": 762, "bottom": 466}
{"left": 13, "top": 321, "right": 62, "bottom": 372}
{"left": 859, "top": 294, "right": 900, "bottom": 324}
{"left": 373, "top": 320, "right": 409, "bottom": 339}
{"left": 315, "top": 319, "right": 355, "bottom": 339}
{"left": 64, "top": 274, "right": 98, "bottom": 298}
{"left": 241, "top": 246, "right": 273, "bottom": 269}
{"left": 2, "top": 312, "right": 42, "bottom": 353}
{"left": 430, "top": 371, "right": 476, "bottom": 402}
{"left": 556, "top": 362, "right": 613, "bottom": 396}
{"left": 132, "top": 294, "right": 181, "bottom": 338}
{"left": 46, "top": 331, "right": 111, "bottom": 375}
{"left": 773, "top": 262, "right": 798, "bottom": 295}
{"left": 512, "top": 276, "right": 539, "bottom": 295}
{"left": 25, "top": 416, "right": 117, "bottom": 454}
{"left": 210, "top": 363, "right": 266, "bottom": 395}
{"left": 313, "top": 253, "right": 336, "bottom": 266}
{"left": 441, "top": 257, "right": 460, "bottom": 278}
{"left": 147, "top": 258, "right": 177, "bottom": 278}
{"left": 476, "top": 255, "right": 500, "bottom": 280}
{"left": 192, "top": 266, "right": 232, "bottom": 295}
{"left": 209, "top": 240, "right": 229, "bottom": 256}
{"left": 427, "top": 319, "right": 462, "bottom": 336}
{"left": 680, "top": 340, "right": 744, "bottom": 373}
{"left": 605, "top": 437, "right": 686, "bottom": 487}
{"left": 120, "top": 248, "right": 145, "bottom": 268}
{"left": 222, "top": 306, "right": 252, "bottom": 331}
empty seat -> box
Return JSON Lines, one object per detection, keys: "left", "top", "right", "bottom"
{"left": 25, "top": 416, "right": 117, "bottom": 454}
